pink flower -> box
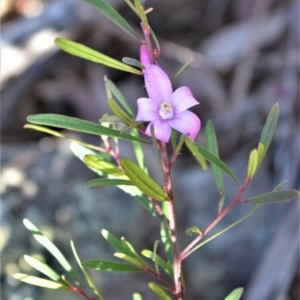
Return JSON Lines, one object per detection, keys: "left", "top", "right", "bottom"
{"left": 136, "top": 46, "right": 201, "bottom": 142}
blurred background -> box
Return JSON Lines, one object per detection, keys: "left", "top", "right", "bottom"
{"left": 1, "top": 0, "right": 299, "bottom": 299}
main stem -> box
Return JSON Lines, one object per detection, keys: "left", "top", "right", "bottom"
{"left": 161, "top": 142, "right": 183, "bottom": 299}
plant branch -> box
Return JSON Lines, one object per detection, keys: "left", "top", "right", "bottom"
{"left": 180, "top": 179, "right": 251, "bottom": 261}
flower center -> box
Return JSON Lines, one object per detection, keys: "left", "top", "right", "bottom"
{"left": 159, "top": 102, "right": 174, "bottom": 120}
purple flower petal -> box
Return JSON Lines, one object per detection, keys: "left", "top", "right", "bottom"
{"left": 140, "top": 45, "right": 151, "bottom": 67}
{"left": 136, "top": 98, "right": 160, "bottom": 122}
{"left": 168, "top": 110, "right": 201, "bottom": 140}
{"left": 144, "top": 65, "right": 173, "bottom": 104}
{"left": 169, "top": 86, "right": 199, "bottom": 114}
{"left": 145, "top": 119, "right": 172, "bottom": 142}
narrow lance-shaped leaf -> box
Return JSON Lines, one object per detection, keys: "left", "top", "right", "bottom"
{"left": 114, "top": 253, "right": 146, "bottom": 268}
{"left": 108, "top": 98, "right": 135, "bottom": 126}
{"left": 101, "top": 230, "right": 148, "bottom": 268}
{"left": 185, "top": 138, "right": 208, "bottom": 170}
{"left": 27, "top": 114, "right": 150, "bottom": 144}
{"left": 258, "top": 103, "right": 279, "bottom": 165}
{"left": 185, "top": 139, "right": 240, "bottom": 185}
{"left": 86, "top": 178, "right": 133, "bottom": 188}
{"left": 24, "top": 124, "right": 106, "bottom": 153}
{"left": 134, "top": 0, "right": 147, "bottom": 22}
{"left": 148, "top": 283, "right": 172, "bottom": 300}
{"left": 132, "top": 128, "right": 147, "bottom": 172}
{"left": 160, "top": 220, "right": 173, "bottom": 262}
{"left": 55, "top": 38, "right": 142, "bottom": 75}
{"left": 13, "top": 273, "right": 68, "bottom": 290}
{"left": 82, "top": 0, "right": 139, "bottom": 39}
{"left": 23, "top": 219, "right": 79, "bottom": 284}
{"left": 101, "top": 229, "right": 126, "bottom": 253}
{"left": 121, "top": 158, "right": 169, "bottom": 201}
{"left": 24, "top": 255, "right": 61, "bottom": 282}
{"left": 83, "top": 260, "right": 142, "bottom": 272}
{"left": 141, "top": 250, "right": 173, "bottom": 278}
{"left": 247, "top": 148, "right": 258, "bottom": 179}
{"left": 172, "top": 58, "right": 194, "bottom": 81}
{"left": 120, "top": 237, "right": 148, "bottom": 266}
{"left": 104, "top": 77, "right": 135, "bottom": 117}
{"left": 244, "top": 189, "right": 300, "bottom": 204}
{"left": 224, "top": 287, "right": 244, "bottom": 300}
{"left": 122, "top": 57, "right": 145, "bottom": 69}
{"left": 205, "top": 120, "right": 226, "bottom": 212}
{"left": 71, "top": 241, "right": 104, "bottom": 300}
{"left": 150, "top": 125, "right": 165, "bottom": 181}
{"left": 185, "top": 226, "right": 202, "bottom": 236}
{"left": 83, "top": 155, "right": 128, "bottom": 179}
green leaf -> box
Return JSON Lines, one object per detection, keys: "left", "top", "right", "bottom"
{"left": 141, "top": 250, "right": 173, "bottom": 278}
{"left": 114, "top": 253, "right": 145, "bottom": 268}
{"left": 104, "top": 77, "right": 135, "bottom": 117}
{"left": 70, "top": 143, "right": 162, "bottom": 219}
{"left": 148, "top": 283, "right": 172, "bottom": 300}
{"left": 273, "top": 179, "right": 288, "bottom": 190}
{"left": 185, "top": 139, "right": 239, "bottom": 185}
{"left": 247, "top": 148, "right": 259, "bottom": 179}
{"left": 101, "top": 229, "right": 125, "bottom": 252}
{"left": 160, "top": 220, "right": 173, "bottom": 262}
{"left": 120, "top": 237, "right": 148, "bottom": 266}
{"left": 24, "top": 124, "right": 107, "bottom": 153}
{"left": 132, "top": 128, "right": 147, "bottom": 171}
{"left": 224, "top": 287, "right": 244, "bottom": 300}
{"left": 121, "top": 158, "right": 169, "bottom": 201}
{"left": 24, "top": 255, "right": 61, "bottom": 282}
{"left": 83, "top": 260, "right": 142, "bottom": 272}
{"left": 70, "top": 143, "right": 110, "bottom": 177}
{"left": 185, "top": 226, "right": 202, "bottom": 236}
{"left": 86, "top": 178, "right": 133, "bottom": 188}
{"left": 82, "top": 0, "right": 139, "bottom": 39}
{"left": 205, "top": 120, "right": 226, "bottom": 211}
{"left": 108, "top": 98, "right": 135, "bottom": 126}
{"left": 134, "top": 0, "right": 147, "bottom": 21}
{"left": 55, "top": 38, "right": 142, "bottom": 75}
{"left": 122, "top": 57, "right": 145, "bottom": 69}
{"left": 171, "top": 129, "right": 178, "bottom": 150}
{"left": 257, "top": 143, "right": 265, "bottom": 166}
{"left": 185, "top": 138, "right": 209, "bottom": 170}
{"left": 244, "top": 190, "right": 300, "bottom": 204}
{"left": 172, "top": 58, "right": 194, "bottom": 81}
{"left": 175, "top": 134, "right": 189, "bottom": 154}
{"left": 101, "top": 230, "right": 146, "bottom": 267}
{"left": 71, "top": 241, "right": 104, "bottom": 300}
{"left": 133, "top": 293, "right": 143, "bottom": 300}
{"left": 84, "top": 155, "right": 128, "bottom": 178}
{"left": 150, "top": 125, "right": 165, "bottom": 181}
{"left": 23, "top": 219, "right": 79, "bottom": 284}
{"left": 27, "top": 114, "right": 150, "bottom": 144}
{"left": 13, "top": 273, "right": 67, "bottom": 290}
{"left": 161, "top": 202, "right": 170, "bottom": 220}
{"left": 258, "top": 103, "right": 279, "bottom": 165}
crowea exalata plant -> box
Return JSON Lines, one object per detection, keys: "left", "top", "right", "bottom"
{"left": 14, "top": 1, "right": 299, "bottom": 300}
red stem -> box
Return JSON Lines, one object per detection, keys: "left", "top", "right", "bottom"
{"left": 72, "top": 287, "right": 93, "bottom": 300}
{"left": 161, "top": 142, "right": 184, "bottom": 299}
